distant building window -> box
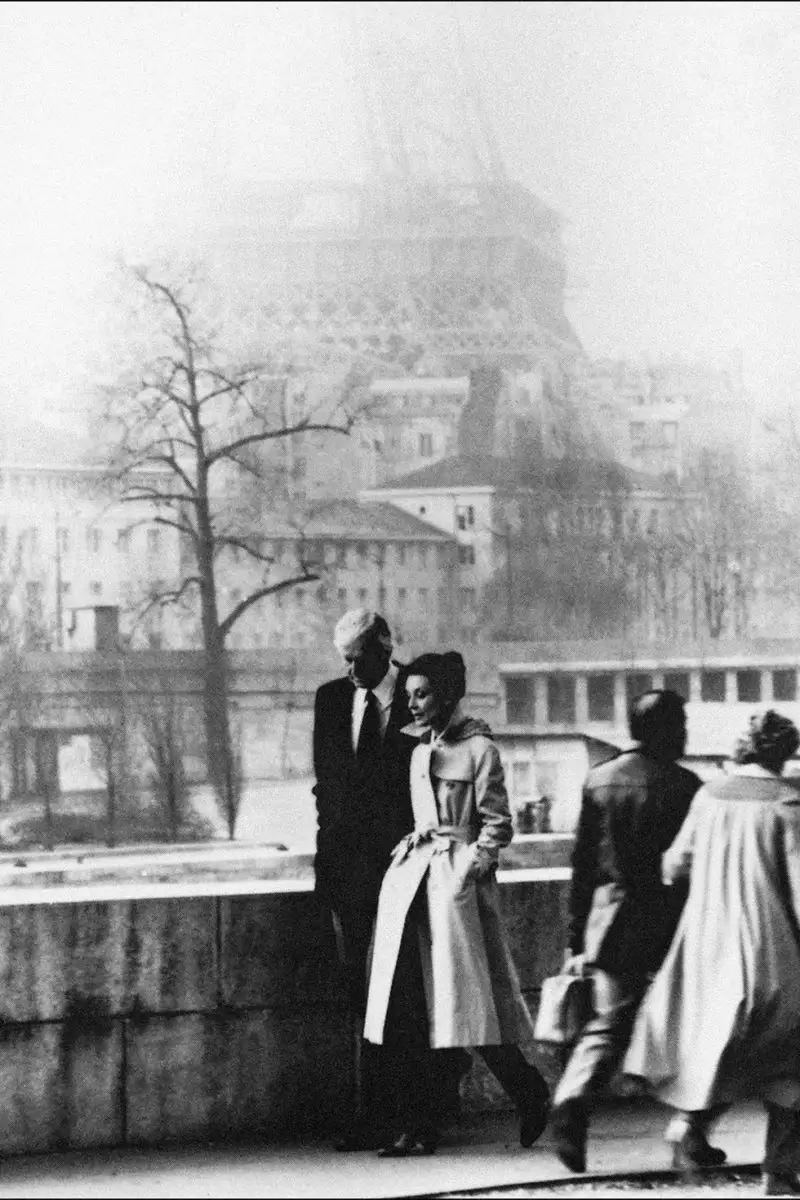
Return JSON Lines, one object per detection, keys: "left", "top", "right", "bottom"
{"left": 418, "top": 588, "right": 428, "bottom": 606}
{"left": 378, "top": 585, "right": 387, "bottom": 609}
{"left": 626, "top": 672, "right": 654, "bottom": 707}
{"left": 90, "top": 581, "right": 102, "bottom": 597}
{"left": 292, "top": 457, "right": 307, "bottom": 479}
{"left": 337, "top": 588, "right": 347, "bottom": 606}
{"left": 419, "top": 506, "right": 427, "bottom": 516}
{"left": 57, "top": 527, "right": 69, "bottom": 554}
{"left": 116, "top": 528, "right": 130, "bottom": 553}
{"left": 701, "top": 670, "right": 725, "bottom": 702}
{"left": 458, "top": 545, "right": 476, "bottom": 565}
{"left": 437, "top": 544, "right": 451, "bottom": 567}
{"left": 336, "top": 543, "right": 347, "bottom": 568}
{"left": 506, "top": 677, "right": 535, "bottom": 723}
{"left": 459, "top": 587, "right": 476, "bottom": 611}
{"left": 60, "top": 581, "right": 71, "bottom": 596}
{"left": 398, "top": 587, "right": 407, "bottom": 605}
{"left": 419, "top": 433, "right": 434, "bottom": 457}
{"left": 664, "top": 672, "right": 690, "bottom": 701}
{"left": 418, "top": 545, "right": 429, "bottom": 568}
{"left": 547, "top": 675, "right": 575, "bottom": 724}
{"left": 736, "top": 669, "right": 761, "bottom": 703}
{"left": 395, "top": 544, "right": 406, "bottom": 566}
{"left": 588, "top": 674, "right": 615, "bottom": 722}
{"left": 774, "top": 670, "right": 797, "bottom": 701}
{"left": 511, "top": 761, "right": 534, "bottom": 800}
{"left": 87, "top": 527, "right": 102, "bottom": 554}
{"left": 27, "top": 526, "right": 40, "bottom": 554}
{"left": 357, "top": 588, "right": 368, "bottom": 605}
{"left": 456, "top": 505, "right": 475, "bottom": 531}
{"left": 146, "top": 529, "right": 161, "bottom": 555}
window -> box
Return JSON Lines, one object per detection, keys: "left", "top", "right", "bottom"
{"left": 459, "top": 587, "right": 476, "bottom": 611}
{"left": 419, "top": 506, "right": 427, "bottom": 516}
{"left": 419, "top": 433, "right": 434, "bottom": 457}
{"left": 664, "top": 672, "right": 690, "bottom": 701}
{"left": 418, "top": 545, "right": 429, "bottom": 568}
{"left": 506, "top": 677, "right": 535, "bottom": 723}
{"left": 458, "top": 545, "right": 476, "bottom": 565}
{"left": 418, "top": 588, "right": 428, "bottom": 606}
{"left": 90, "top": 581, "right": 103, "bottom": 597}
{"left": 547, "top": 675, "right": 575, "bottom": 724}
{"left": 60, "top": 581, "right": 71, "bottom": 596}
{"left": 146, "top": 529, "right": 161, "bottom": 555}
{"left": 57, "top": 527, "right": 69, "bottom": 554}
{"left": 774, "top": 670, "right": 797, "bottom": 702}
{"left": 456, "top": 505, "right": 475, "bottom": 531}
{"left": 292, "top": 457, "right": 306, "bottom": 480}
{"left": 337, "top": 588, "right": 347, "bottom": 606}
{"left": 736, "top": 670, "right": 761, "bottom": 703}
{"left": 336, "top": 543, "right": 348, "bottom": 568}
{"left": 626, "top": 672, "right": 653, "bottom": 707}
{"left": 377, "top": 585, "right": 387, "bottom": 609}
{"left": 27, "top": 526, "right": 40, "bottom": 554}
{"left": 701, "top": 670, "right": 725, "bottom": 702}
{"left": 87, "top": 527, "right": 102, "bottom": 554}
{"left": 587, "top": 674, "right": 615, "bottom": 722}
{"left": 397, "top": 587, "right": 407, "bottom": 605}
{"left": 511, "top": 761, "right": 534, "bottom": 800}
{"left": 357, "top": 588, "right": 368, "bottom": 605}
{"left": 116, "top": 528, "right": 130, "bottom": 553}
{"left": 395, "top": 544, "right": 406, "bottom": 567}
{"left": 437, "top": 544, "right": 451, "bottom": 567}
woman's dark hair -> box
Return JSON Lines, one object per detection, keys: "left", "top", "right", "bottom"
{"left": 734, "top": 710, "right": 800, "bottom": 769}
{"left": 406, "top": 651, "right": 467, "bottom": 704}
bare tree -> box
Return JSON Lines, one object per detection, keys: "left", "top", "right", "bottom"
{"left": 98, "top": 266, "right": 364, "bottom": 836}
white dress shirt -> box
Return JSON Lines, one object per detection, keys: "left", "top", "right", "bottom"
{"left": 351, "top": 662, "right": 399, "bottom": 751}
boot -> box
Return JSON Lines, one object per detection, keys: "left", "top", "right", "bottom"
{"left": 550, "top": 1099, "right": 588, "bottom": 1174}
{"left": 669, "top": 1127, "right": 727, "bottom": 1180}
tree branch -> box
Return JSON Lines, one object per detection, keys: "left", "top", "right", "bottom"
{"left": 219, "top": 572, "right": 318, "bottom": 639}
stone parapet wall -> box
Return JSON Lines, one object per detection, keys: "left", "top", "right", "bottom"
{"left": 0, "top": 871, "right": 569, "bottom": 1155}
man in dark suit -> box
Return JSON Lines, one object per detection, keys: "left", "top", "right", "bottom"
{"left": 550, "top": 690, "right": 724, "bottom": 1174}
{"left": 313, "top": 608, "right": 415, "bottom": 1150}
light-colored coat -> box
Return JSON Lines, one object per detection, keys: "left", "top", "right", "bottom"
{"left": 624, "top": 765, "right": 800, "bottom": 1110}
{"left": 364, "top": 707, "right": 535, "bottom": 1049}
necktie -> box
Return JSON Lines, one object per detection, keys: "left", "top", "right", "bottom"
{"left": 356, "top": 689, "right": 382, "bottom": 763}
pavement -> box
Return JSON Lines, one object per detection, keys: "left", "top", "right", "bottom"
{"left": 0, "top": 1100, "right": 768, "bottom": 1199}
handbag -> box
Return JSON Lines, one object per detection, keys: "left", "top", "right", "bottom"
{"left": 533, "top": 966, "right": 593, "bottom": 1045}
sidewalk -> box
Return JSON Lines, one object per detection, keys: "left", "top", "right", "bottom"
{"left": 0, "top": 1101, "right": 766, "bottom": 1199}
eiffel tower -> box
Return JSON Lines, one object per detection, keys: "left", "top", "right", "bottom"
{"left": 214, "top": 4, "right": 581, "bottom": 378}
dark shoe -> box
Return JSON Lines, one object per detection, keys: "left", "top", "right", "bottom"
{"left": 763, "top": 1173, "right": 800, "bottom": 1196}
{"left": 519, "top": 1072, "right": 551, "bottom": 1148}
{"left": 670, "top": 1127, "right": 727, "bottom": 1176}
{"left": 335, "top": 1128, "right": 386, "bottom": 1152}
{"left": 551, "top": 1100, "right": 587, "bottom": 1174}
{"left": 378, "top": 1130, "right": 438, "bottom": 1158}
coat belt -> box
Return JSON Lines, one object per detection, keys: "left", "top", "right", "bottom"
{"left": 391, "top": 825, "right": 470, "bottom": 864}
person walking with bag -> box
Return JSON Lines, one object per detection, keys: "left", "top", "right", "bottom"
{"left": 549, "top": 689, "right": 724, "bottom": 1175}
{"left": 625, "top": 711, "right": 800, "bottom": 1197}
{"left": 363, "top": 651, "right": 550, "bottom": 1156}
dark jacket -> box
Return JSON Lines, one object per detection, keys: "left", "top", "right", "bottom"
{"left": 568, "top": 748, "right": 701, "bottom": 976}
{"left": 312, "top": 665, "right": 414, "bottom": 914}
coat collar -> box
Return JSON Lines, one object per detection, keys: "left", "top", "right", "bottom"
{"left": 401, "top": 701, "right": 471, "bottom": 742}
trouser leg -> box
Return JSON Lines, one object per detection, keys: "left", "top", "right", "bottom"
{"left": 665, "top": 1103, "right": 730, "bottom": 1144}
{"left": 331, "top": 902, "right": 395, "bottom": 1133}
{"left": 479, "top": 1043, "right": 549, "bottom": 1107}
{"left": 553, "top": 970, "right": 645, "bottom": 1108}
{"left": 763, "top": 1103, "right": 800, "bottom": 1174}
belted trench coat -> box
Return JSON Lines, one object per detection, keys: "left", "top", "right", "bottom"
{"left": 364, "top": 708, "right": 535, "bottom": 1049}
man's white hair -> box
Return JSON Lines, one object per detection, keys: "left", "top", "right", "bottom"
{"left": 333, "top": 608, "right": 392, "bottom": 658}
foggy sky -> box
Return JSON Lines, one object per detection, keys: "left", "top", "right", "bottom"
{"left": 0, "top": 0, "right": 796, "bottom": 420}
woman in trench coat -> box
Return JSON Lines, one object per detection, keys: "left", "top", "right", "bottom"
{"left": 364, "top": 651, "right": 549, "bottom": 1156}
{"left": 624, "top": 710, "right": 800, "bottom": 1197}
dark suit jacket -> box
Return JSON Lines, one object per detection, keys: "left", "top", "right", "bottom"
{"left": 568, "top": 748, "right": 701, "bottom": 976}
{"left": 312, "top": 664, "right": 414, "bottom": 914}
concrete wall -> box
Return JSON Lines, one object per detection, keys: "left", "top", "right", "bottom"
{"left": 0, "top": 871, "right": 569, "bottom": 1155}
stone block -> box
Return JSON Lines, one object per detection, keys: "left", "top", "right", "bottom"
{"left": 497, "top": 879, "right": 571, "bottom": 990}
{"left": 220, "top": 893, "right": 346, "bottom": 1009}
{"left": 125, "top": 1007, "right": 352, "bottom": 1144}
{"left": 0, "top": 1020, "right": 122, "bottom": 1154}
{"left": 0, "top": 898, "right": 217, "bottom": 1022}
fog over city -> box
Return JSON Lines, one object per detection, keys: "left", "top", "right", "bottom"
{"left": 0, "top": 0, "right": 797, "bottom": 425}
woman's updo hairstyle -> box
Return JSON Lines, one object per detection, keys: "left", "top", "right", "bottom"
{"left": 407, "top": 651, "right": 467, "bottom": 706}
{"left": 734, "top": 709, "right": 800, "bottom": 771}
